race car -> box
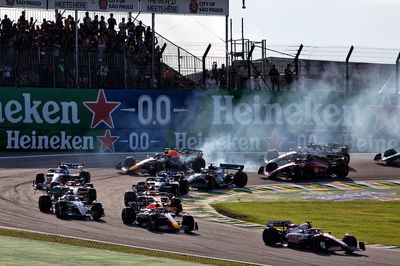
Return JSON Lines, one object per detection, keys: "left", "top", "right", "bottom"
{"left": 187, "top": 163, "right": 248, "bottom": 190}
{"left": 38, "top": 193, "right": 104, "bottom": 220}
{"left": 33, "top": 163, "right": 91, "bottom": 189}
{"left": 124, "top": 189, "right": 183, "bottom": 213}
{"left": 374, "top": 148, "right": 400, "bottom": 166}
{"left": 259, "top": 143, "right": 350, "bottom": 176}
{"left": 121, "top": 204, "right": 198, "bottom": 233}
{"left": 116, "top": 149, "right": 206, "bottom": 175}
{"left": 262, "top": 220, "right": 365, "bottom": 254}
{"left": 308, "top": 143, "right": 350, "bottom": 164}
{"left": 140, "top": 171, "right": 190, "bottom": 196}
{"left": 46, "top": 180, "right": 97, "bottom": 203}
{"left": 259, "top": 153, "right": 349, "bottom": 180}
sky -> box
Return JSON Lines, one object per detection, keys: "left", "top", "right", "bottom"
{"left": 135, "top": 0, "right": 400, "bottom": 59}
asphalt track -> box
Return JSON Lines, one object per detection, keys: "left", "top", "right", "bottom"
{"left": 0, "top": 153, "right": 399, "bottom": 266}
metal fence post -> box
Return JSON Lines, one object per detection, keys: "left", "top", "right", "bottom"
{"left": 346, "top": 45, "right": 354, "bottom": 93}
{"left": 202, "top": 44, "right": 212, "bottom": 86}
{"left": 396, "top": 52, "right": 400, "bottom": 95}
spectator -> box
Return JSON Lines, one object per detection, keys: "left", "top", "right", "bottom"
{"left": 126, "top": 17, "right": 134, "bottom": 28}
{"left": 269, "top": 65, "right": 280, "bottom": 91}
{"left": 212, "top": 61, "right": 218, "bottom": 84}
{"left": 99, "top": 16, "right": 107, "bottom": 33}
{"left": 92, "top": 15, "right": 99, "bottom": 34}
{"left": 118, "top": 17, "right": 127, "bottom": 34}
{"left": 83, "top": 11, "right": 91, "bottom": 31}
{"left": 1, "top": 15, "right": 12, "bottom": 32}
{"left": 284, "top": 63, "right": 293, "bottom": 89}
{"left": 107, "top": 13, "right": 116, "bottom": 31}
{"left": 219, "top": 64, "right": 227, "bottom": 89}
{"left": 135, "top": 20, "right": 145, "bottom": 42}
{"left": 253, "top": 74, "right": 261, "bottom": 91}
{"left": 206, "top": 74, "right": 217, "bottom": 89}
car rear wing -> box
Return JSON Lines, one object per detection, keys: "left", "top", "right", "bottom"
{"left": 48, "top": 187, "right": 70, "bottom": 195}
{"left": 59, "top": 163, "right": 84, "bottom": 169}
{"left": 266, "top": 220, "right": 293, "bottom": 228}
{"left": 178, "top": 149, "right": 203, "bottom": 155}
{"left": 219, "top": 163, "right": 245, "bottom": 171}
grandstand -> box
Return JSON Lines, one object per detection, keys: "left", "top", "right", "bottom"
{"left": 0, "top": 7, "right": 398, "bottom": 92}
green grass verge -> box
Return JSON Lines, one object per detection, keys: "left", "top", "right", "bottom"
{"left": 0, "top": 227, "right": 253, "bottom": 266}
{"left": 0, "top": 235, "right": 201, "bottom": 266}
{"left": 211, "top": 201, "right": 400, "bottom": 246}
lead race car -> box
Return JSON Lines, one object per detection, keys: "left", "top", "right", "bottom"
{"left": 116, "top": 149, "right": 206, "bottom": 175}
{"left": 262, "top": 220, "right": 365, "bottom": 254}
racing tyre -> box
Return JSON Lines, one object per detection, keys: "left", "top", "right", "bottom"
{"left": 35, "top": 173, "right": 45, "bottom": 184}
{"left": 55, "top": 201, "right": 67, "bottom": 219}
{"left": 207, "top": 176, "right": 216, "bottom": 190}
{"left": 262, "top": 228, "right": 281, "bottom": 245}
{"left": 85, "top": 183, "right": 94, "bottom": 188}
{"left": 311, "top": 236, "right": 324, "bottom": 251}
{"left": 291, "top": 165, "right": 304, "bottom": 180}
{"left": 343, "top": 234, "right": 357, "bottom": 254}
{"left": 233, "top": 172, "right": 248, "bottom": 188}
{"left": 146, "top": 216, "right": 157, "bottom": 231}
{"left": 266, "top": 150, "right": 279, "bottom": 161}
{"left": 88, "top": 188, "right": 97, "bottom": 203}
{"left": 148, "top": 162, "right": 164, "bottom": 176}
{"left": 38, "top": 195, "right": 51, "bottom": 212}
{"left": 121, "top": 208, "right": 136, "bottom": 224}
{"left": 124, "top": 191, "right": 137, "bottom": 207}
{"left": 343, "top": 153, "right": 350, "bottom": 164}
{"left": 178, "top": 179, "right": 190, "bottom": 195}
{"left": 80, "top": 171, "right": 91, "bottom": 183}
{"left": 91, "top": 202, "right": 103, "bottom": 220}
{"left": 334, "top": 165, "right": 349, "bottom": 178}
{"left": 265, "top": 162, "right": 278, "bottom": 173}
{"left": 170, "top": 198, "right": 183, "bottom": 214}
{"left": 384, "top": 148, "right": 397, "bottom": 158}
{"left": 192, "top": 158, "right": 206, "bottom": 173}
{"left": 123, "top": 157, "right": 136, "bottom": 168}
{"left": 182, "top": 215, "right": 195, "bottom": 233}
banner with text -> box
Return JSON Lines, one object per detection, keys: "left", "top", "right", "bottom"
{"left": 0, "top": 88, "right": 399, "bottom": 153}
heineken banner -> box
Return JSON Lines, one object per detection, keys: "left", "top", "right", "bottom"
{"left": 0, "top": 88, "right": 399, "bottom": 153}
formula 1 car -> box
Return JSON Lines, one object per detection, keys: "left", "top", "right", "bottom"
{"left": 38, "top": 193, "right": 104, "bottom": 220}
{"left": 33, "top": 163, "right": 91, "bottom": 189}
{"left": 46, "top": 180, "right": 97, "bottom": 202}
{"left": 137, "top": 171, "right": 190, "bottom": 196}
{"left": 121, "top": 205, "right": 198, "bottom": 232}
{"left": 262, "top": 220, "right": 365, "bottom": 254}
{"left": 187, "top": 163, "right": 248, "bottom": 190}
{"left": 374, "top": 148, "right": 400, "bottom": 166}
{"left": 259, "top": 153, "right": 349, "bottom": 180}
{"left": 116, "top": 149, "right": 206, "bottom": 175}
{"left": 308, "top": 143, "right": 350, "bottom": 164}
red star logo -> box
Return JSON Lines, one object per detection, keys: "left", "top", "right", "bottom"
{"left": 265, "top": 130, "right": 286, "bottom": 151}
{"left": 368, "top": 95, "right": 400, "bottom": 132}
{"left": 97, "top": 129, "right": 119, "bottom": 152}
{"left": 84, "top": 90, "right": 120, "bottom": 128}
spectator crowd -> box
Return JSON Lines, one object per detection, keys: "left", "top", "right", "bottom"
{"left": 0, "top": 11, "right": 165, "bottom": 89}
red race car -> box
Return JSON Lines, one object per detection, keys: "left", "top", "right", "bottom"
{"left": 259, "top": 153, "right": 349, "bottom": 180}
